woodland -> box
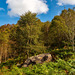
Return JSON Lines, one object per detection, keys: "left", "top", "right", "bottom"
{"left": 0, "top": 8, "right": 75, "bottom": 75}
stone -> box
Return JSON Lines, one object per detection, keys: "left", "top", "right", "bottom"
{"left": 22, "top": 53, "right": 52, "bottom": 67}
{"left": 17, "top": 63, "right": 21, "bottom": 68}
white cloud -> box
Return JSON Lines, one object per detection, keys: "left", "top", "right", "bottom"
{"left": 57, "top": 11, "right": 61, "bottom": 15}
{"left": 0, "top": 8, "right": 5, "bottom": 11}
{"left": 6, "top": 0, "right": 49, "bottom": 16}
{"left": 57, "top": 0, "right": 75, "bottom": 6}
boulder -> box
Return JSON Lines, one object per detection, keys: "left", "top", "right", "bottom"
{"left": 17, "top": 63, "right": 22, "bottom": 68}
{"left": 22, "top": 53, "right": 52, "bottom": 67}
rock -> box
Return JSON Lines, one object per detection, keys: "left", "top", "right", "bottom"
{"left": 22, "top": 64, "right": 27, "bottom": 67}
{"left": 22, "top": 53, "right": 52, "bottom": 67}
{"left": 17, "top": 63, "right": 21, "bottom": 68}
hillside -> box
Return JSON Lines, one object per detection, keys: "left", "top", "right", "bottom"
{"left": 0, "top": 8, "right": 75, "bottom": 75}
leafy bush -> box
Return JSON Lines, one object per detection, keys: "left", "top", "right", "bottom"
{"left": 0, "top": 48, "right": 75, "bottom": 75}
{"left": 0, "top": 58, "right": 75, "bottom": 75}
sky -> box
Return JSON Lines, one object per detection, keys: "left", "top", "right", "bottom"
{"left": 0, "top": 0, "right": 75, "bottom": 26}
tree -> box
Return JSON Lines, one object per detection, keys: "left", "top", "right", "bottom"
{"left": 0, "top": 24, "right": 12, "bottom": 63}
{"left": 10, "top": 12, "right": 45, "bottom": 58}
{"left": 61, "top": 8, "right": 75, "bottom": 51}
{"left": 48, "top": 16, "right": 68, "bottom": 48}
{"left": 42, "top": 21, "right": 51, "bottom": 48}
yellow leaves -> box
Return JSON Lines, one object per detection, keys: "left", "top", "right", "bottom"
{"left": 8, "top": 58, "right": 14, "bottom": 61}
{"left": 56, "top": 49, "right": 59, "bottom": 50}
{"left": 63, "top": 46, "right": 67, "bottom": 49}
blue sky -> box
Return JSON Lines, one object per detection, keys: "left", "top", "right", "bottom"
{"left": 0, "top": 0, "right": 75, "bottom": 26}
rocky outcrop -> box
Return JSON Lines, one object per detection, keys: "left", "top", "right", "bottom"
{"left": 22, "top": 53, "right": 52, "bottom": 67}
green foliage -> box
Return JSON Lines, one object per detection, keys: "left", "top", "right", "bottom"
{"left": 48, "top": 16, "right": 68, "bottom": 48}
{"left": 60, "top": 8, "right": 75, "bottom": 51}
{"left": 49, "top": 48, "right": 74, "bottom": 60}
{"left": 0, "top": 58, "right": 75, "bottom": 75}
{"left": 0, "top": 8, "right": 75, "bottom": 75}
{"left": 10, "top": 12, "right": 46, "bottom": 58}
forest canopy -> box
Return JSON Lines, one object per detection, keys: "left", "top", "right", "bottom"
{"left": 0, "top": 8, "right": 75, "bottom": 64}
